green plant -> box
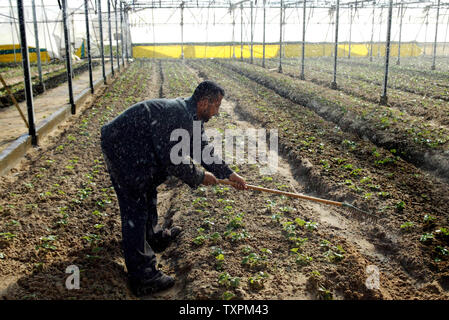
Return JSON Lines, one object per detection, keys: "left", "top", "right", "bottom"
{"left": 218, "top": 272, "right": 240, "bottom": 288}
{"left": 248, "top": 271, "right": 269, "bottom": 290}
{"left": 290, "top": 248, "right": 312, "bottom": 266}
{"left": 400, "top": 221, "right": 414, "bottom": 232}
{"left": 222, "top": 291, "right": 235, "bottom": 300}
{"left": 396, "top": 201, "right": 405, "bottom": 212}
{"left": 420, "top": 233, "right": 434, "bottom": 243}
{"left": 0, "top": 232, "right": 16, "bottom": 240}
{"left": 36, "top": 235, "right": 57, "bottom": 251}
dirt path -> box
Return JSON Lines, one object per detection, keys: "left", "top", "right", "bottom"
{"left": 0, "top": 61, "right": 114, "bottom": 155}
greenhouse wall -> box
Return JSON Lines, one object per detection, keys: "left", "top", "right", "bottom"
{"left": 132, "top": 42, "right": 423, "bottom": 59}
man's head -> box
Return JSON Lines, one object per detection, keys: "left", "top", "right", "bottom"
{"left": 192, "top": 80, "right": 225, "bottom": 122}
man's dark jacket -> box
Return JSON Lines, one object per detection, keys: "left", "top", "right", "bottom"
{"left": 100, "top": 96, "right": 233, "bottom": 189}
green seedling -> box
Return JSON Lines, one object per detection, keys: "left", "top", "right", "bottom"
{"left": 36, "top": 235, "right": 57, "bottom": 251}
{"left": 224, "top": 229, "right": 250, "bottom": 242}
{"left": 210, "top": 232, "right": 222, "bottom": 244}
{"left": 318, "top": 286, "right": 333, "bottom": 300}
{"left": 400, "top": 222, "right": 414, "bottom": 232}
{"left": 222, "top": 291, "right": 235, "bottom": 300}
{"left": 290, "top": 248, "right": 312, "bottom": 266}
{"left": 305, "top": 221, "right": 318, "bottom": 231}
{"left": 248, "top": 272, "right": 269, "bottom": 290}
{"left": 0, "top": 232, "right": 16, "bottom": 240}
{"left": 423, "top": 214, "right": 436, "bottom": 224}
{"left": 396, "top": 201, "right": 405, "bottom": 212}
{"left": 420, "top": 233, "right": 434, "bottom": 243}
{"left": 434, "top": 246, "right": 449, "bottom": 262}
{"left": 218, "top": 272, "right": 240, "bottom": 288}
{"left": 435, "top": 228, "right": 449, "bottom": 237}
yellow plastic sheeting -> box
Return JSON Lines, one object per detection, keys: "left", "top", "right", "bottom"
{"left": 132, "top": 43, "right": 424, "bottom": 59}
{"left": 0, "top": 44, "right": 50, "bottom": 63}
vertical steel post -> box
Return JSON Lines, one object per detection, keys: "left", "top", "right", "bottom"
{"left": 370, "top": 2, "right": 374, "bottom": 62}
{"left": 232, "top": 7, "right": 236, "bottom": 59}
{"left": 262, "top": 0, "right": 266, "bottom": 67}
{"left": 120, "top": 1, "right": 125, "bottom": 66}
{"left": 443, "top": 12, "right": 449, "bottom": 56}
{"left": 250, "top": 1, "right": 254, "bottom": 64}
{"left": 348, "top": 5, "right": 353, "bottom": 59}
{"left": 380, "top": 0, "right": 393, "bottom": 105}
{"left": 17, "top": 0, "right": 37, "bottom": 145}
{"left": 9, "top": 3, "right": 17, "bottom": 63}
{"left": 300, "top": 0, "right": 306, "bottom": 80}
{"left": 241, "top": 4, "right": 243, "bottom": 60}
{"left": 98, "top": 0, "right": 106, "bottom": 84}
{"left": 431, "top": 0, "right": 441, "bottom": 70}
{"left": 115, "top": 0, "right": 120, "bottom": 72}
{"left": 85, "top": 0, "right": 94, "bottom": 93}
{"left": 278, "top": 0, "right": 283, "bottom": 73}
{"left": 378, "top": 6, "right": 382, "bottom": 58}
{"left": 31, "top": 0, "right": 44, "bottom": 91}
{"left": 181, "top": 2, "right": 184, "bottom": 60}
{"left": 62, "top": 0, "right": 75, "bottom": 114}
{"left": 397, "top": 3, "right": 404, "bottom": 65}
{"left": 125, "top": 6, "right": 130, "bottom": 61}
{"left": 108, "top": 0, "right": 114, "bottom": 76}
{"left": 424, "top": 9, "right": 429, "bottom": 56}
{"left": 331, "top": 0, "right": 340, "bottom": 89}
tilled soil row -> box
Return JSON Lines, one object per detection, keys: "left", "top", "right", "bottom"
{"left": 266, "top": 59, "right": 449, "bottom": 128}
{"left": 215, "top": 60, "right": 449, "bottom": 184}
{"left": 185, "top": 59, "right": 449, "bottom": 298}
{"left": 0, "top": 61, "right": 160, "bottom": 299}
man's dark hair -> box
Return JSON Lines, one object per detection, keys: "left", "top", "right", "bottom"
{"left": 192, "top": 80, "right": 225, "bottom": 102}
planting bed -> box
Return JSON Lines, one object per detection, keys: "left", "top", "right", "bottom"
{"left": 263, "top": 58, "right": 449, "bottom": 128}
{"left": 216, "top": 59, "right": 449, "bottom": 183}
{"left": 0, "top": 59, "right": 448, "bottom": 300}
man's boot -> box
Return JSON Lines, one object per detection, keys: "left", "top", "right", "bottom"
{"left": 147, "top": 226, "right": 182, "bottom": 253}
{"left": 129, "top": 270, "right": 175, "bottom": 297}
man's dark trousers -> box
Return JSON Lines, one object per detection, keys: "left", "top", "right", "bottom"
{"left": 101, "top": 150, "right": 165, "bottom": 280}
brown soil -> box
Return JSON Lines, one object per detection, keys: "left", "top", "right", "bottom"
{"left": 0, "top": 59, "right": 448, "bottom": 300}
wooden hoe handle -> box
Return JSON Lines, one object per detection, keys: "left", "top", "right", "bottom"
{"left": 217, "top": 179, "right": 343, "bottom": 207}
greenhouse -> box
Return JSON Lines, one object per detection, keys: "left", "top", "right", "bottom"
{"left": 0, "top": 0, "right": 448, "bottom": 302}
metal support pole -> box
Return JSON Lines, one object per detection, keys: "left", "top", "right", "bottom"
{"left": 98, "top": 0, "right": 106, "bottom": 84}
{"left": 9, "top": 3, "right": 17, "bottom": 63}
{"left": 262, "top": 0, "right": 266, "bottom": 67}
{"left": 397, "top": 3, "right": 404, "bottom": 65}
{"left": 17, "top": 0, "right": 37, "bottom": 145}
{"left": 431, "top": 0, "right": 441, "bottom": 70}
{"left": 108, "top": 0, "right": 114, "bottom": 76}
{"left": 180, "top": 2, "right": 184, "bottom": 60}
{"left": 120, "top": 1, "right": 125, "bottom": 66}
{"left": 348, "top": 5, "right": 353, "bottom": 59}
{"left": 378, "top": 6, "right": 382, "bottom": 58}
{"left": 250, "top": 1, "right": 254, "bottom": 64}
{"left": 278, "top": 0, "right": 283, "bottom": 73}
{"left": 241, "top": 4, "right": 243, "bottom": 60}
{"left": 380, "top": 0, "right": 393, "bottom": 105}
{"left": 370, "top": 2, "right": 374, "bottom": 62}
{"left": 85, "top": 0, "right": 94, "bottom": 93}
{"left": 424, "top": 10, "right": 429, "bottom": 56}
{"left": 231, "top": 10, "right": 235, "bottom": 59}
{"left": 115, "top": 0, "right": 120, "bottom": 72}
{"left": 300, "top": 0, "right": 306, "bottom": 80}
{"left": 31, "top": 0, "right": 44, "bottom": 91}
{"left": 125, "top": 7, "right": 130, "bottom": 61}
{"left": 62, "top": 0, "right": 75, "bottom": 115}
{"left": 331, "top": 0, "right": 340, "bottom": 89}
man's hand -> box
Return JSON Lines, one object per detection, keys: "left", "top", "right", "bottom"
{"left": 229, "top": 172, "right": 247, "bottom": 190}
{"left": 202, "top": 171, "right": 218, "bottom": 186}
